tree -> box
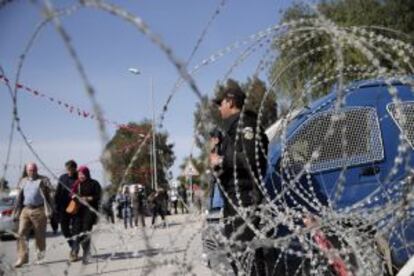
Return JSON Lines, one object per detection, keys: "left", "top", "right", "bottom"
{"left": 241, "top": 77, "right": 278, "bottom": 129}
{"left": 269, "top": 0, "right": 414, "bottom": 105}
{"left": 102, "top": 120, "right": 175, "bottom": 194}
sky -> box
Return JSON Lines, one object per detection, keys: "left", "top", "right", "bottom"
{"left": 0, "top": 0, "right": 294, "bottom": 188}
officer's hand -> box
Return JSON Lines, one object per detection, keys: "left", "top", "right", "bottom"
{"left": 209, "top": 152, "right": 223, "bottom": 168}
{"left": 209, "top": 137, "right": 220, "bottom": 148}
{"left": 303, "top": 214, "right": 318, "bottom": 228}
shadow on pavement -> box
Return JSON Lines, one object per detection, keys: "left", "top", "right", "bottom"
{"left": 93, "top": 247, "right": 186, "bottom": 261}
{"left": 82, "top": 263, "right": 160, "bottom": 276}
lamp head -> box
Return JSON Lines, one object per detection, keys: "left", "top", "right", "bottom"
{"left": 128, "top": 68, "right": 141, "bottom": 75}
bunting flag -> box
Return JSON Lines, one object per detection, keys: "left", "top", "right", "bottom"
{"left": 0, "top": 75, "right": 146, "bottom": 135}
{"left": 114, "top": 139, "right": 150, "bottom": 154}
{"left": 110, "top": 167, "right": 153, "bottom": 175}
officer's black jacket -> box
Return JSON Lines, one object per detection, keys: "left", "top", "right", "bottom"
{"left": 216, "top": 110, "right": 268, "bottom": 214}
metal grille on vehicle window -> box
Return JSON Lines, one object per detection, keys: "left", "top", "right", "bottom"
{"left": 284, "top": 107, "right": 384, "bottom": 173}
{"left": 387, "top": 102, "right": 414, "bottom": 149}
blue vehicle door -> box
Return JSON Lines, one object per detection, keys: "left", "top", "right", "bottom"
{"left": 376, "top": 84, "right": 414, "bottom": 266}
{"left": 283, "top": 88, "right": 386, "bottom": 208}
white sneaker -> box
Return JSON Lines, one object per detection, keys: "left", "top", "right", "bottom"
{"left": 35, "top": 251, "right": 45, "bottom": 264}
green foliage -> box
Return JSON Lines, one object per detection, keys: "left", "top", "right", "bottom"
{"left": 270, "top": 0, "right": 414, "bottom": 104}
{"left": 318, "top": 0, "right": 414, "bottom": 37}
{"left": 241, "top": 77, "right": 278, "bottom": 129}
{"left": 103, "top": 120, "right": 175, "bottom": 194}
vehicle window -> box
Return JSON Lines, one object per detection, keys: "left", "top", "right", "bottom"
{"left": 387, "top": 102, "right": 414, "bottom": 149}
{"left": 0, "top": 196, "right": 15, "bottom": 206}
{"left": 284, "top": 107, "right": 384, "bottom": 173}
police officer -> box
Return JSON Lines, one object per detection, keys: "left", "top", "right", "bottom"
{"left": 210, "top": 86, "right": 268, "bottom": 275}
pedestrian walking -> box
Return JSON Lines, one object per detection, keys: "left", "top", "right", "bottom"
{"left": 54, "top": 160, "right": 78, "bottom": 261}
{"left": 13, "top": 162, "right": 54, "bottom": 268}
{"left": 170, "top": 189, "right": 178, "bottom": 215}
{"left": 102, "top": 194, "right": 115, "bottom": 224}
{"left": 71, "top": 166, "right": 102, "bottom": 264}
{"left": 132, "top": 184, "right": 146, "bottom": 227}
{"left": 119, "top": 186, "right": 133, "bottom": 229}
{"left": 115, "top": 190, "right": 123, "bottom": 221}
{"left": 149, "top": 188, "right": 166, "bottom": 227}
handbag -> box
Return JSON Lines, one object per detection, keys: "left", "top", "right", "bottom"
{"left": 65, "top": 199, "right": 79, "bottom": 215}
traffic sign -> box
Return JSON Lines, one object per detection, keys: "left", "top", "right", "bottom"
{"left": 184, "top": 160, "right": 199, "bottom": 177}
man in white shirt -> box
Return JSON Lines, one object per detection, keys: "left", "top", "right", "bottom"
{"left": 13, "top": 162, "right": 53, "bottom": 268}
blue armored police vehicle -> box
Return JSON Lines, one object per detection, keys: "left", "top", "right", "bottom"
{"left": 265, "top": 76, "right": 414, "bottom": 271}
{"left": 202, "top": 76, "right": 414, "bottom": 273}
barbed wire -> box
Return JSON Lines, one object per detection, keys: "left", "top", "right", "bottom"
{"left": 1, "top": 1, "right": 414, "bottom": 275}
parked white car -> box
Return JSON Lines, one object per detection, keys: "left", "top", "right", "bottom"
{"left": 0, "top": 195, "right": 17, "bottom": 239}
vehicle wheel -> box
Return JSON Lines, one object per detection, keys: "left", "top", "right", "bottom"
{"left": 0, "top": 233, "right": 16, "bottom": 241}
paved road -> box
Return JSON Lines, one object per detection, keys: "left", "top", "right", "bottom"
{"left": 0, "top": 214, "right": 212, "bottom": 276}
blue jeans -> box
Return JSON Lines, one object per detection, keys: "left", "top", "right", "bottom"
{"left": 122, "top": 207, "right": 133, "bottom": 229}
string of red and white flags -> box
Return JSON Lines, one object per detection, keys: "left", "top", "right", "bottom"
{"left": 0, "top": 75, "right": 146, "bottom": 135}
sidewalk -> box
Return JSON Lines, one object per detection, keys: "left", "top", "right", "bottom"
{"left": 0, "top": 214, "right": 212, "bottom": 276}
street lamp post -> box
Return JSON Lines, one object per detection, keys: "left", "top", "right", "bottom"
{"left": 150, "top": 77, "right": 158, "bottom": 191}
{"left": 129, "top": 68, "right": 158, "bottom": 191}
{"left": 149, "top": 137, "right": 154, "bottom": 189}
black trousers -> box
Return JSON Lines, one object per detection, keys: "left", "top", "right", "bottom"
{"left": 50, "top": 212, "right": 59, "bottom": 233}
{"left": 223, "top": 201, "right": 277, "bottom": 276}
{"left": 105, "top": 211, "right": 115, "bottom": 224}
{"left": 151, "top": 205, "right": 165, "bottom": 225}
{"left": 180, "top": 200, "right": 188, "bottom": 213}
{"left": 59, "top": 212, "right": 75, "bottom": 249}
{"left": 172, "top": 201, "right": 178, "bottom": 214}
{"left": 133, "top": 208, "right": 146, "bottom": 227}
{"left": 72, "top": 209, "right": 96, "bottom": 255}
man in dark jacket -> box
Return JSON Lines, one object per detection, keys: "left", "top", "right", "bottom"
{"left": 150, "top": 188, "right": 167, "bottom": 227}
{"left": 54, "top": 160, "right": 78, "bottom": 261}
{"left": 210, "top": 86, "right": 269, "bottom": 275}
{"left": 132, "top": 185, "right": 146, "bottom": 227}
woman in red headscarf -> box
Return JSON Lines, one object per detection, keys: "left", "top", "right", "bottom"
{"left": 70, "top": 166, "right": 101, "bottom": 264}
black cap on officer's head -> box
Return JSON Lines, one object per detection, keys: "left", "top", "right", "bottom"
{"left": 212, "top": 87, "right": 246, "bottom": 108}
{"left": 209, "top": 128, "right": 222, "bottom": 139}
